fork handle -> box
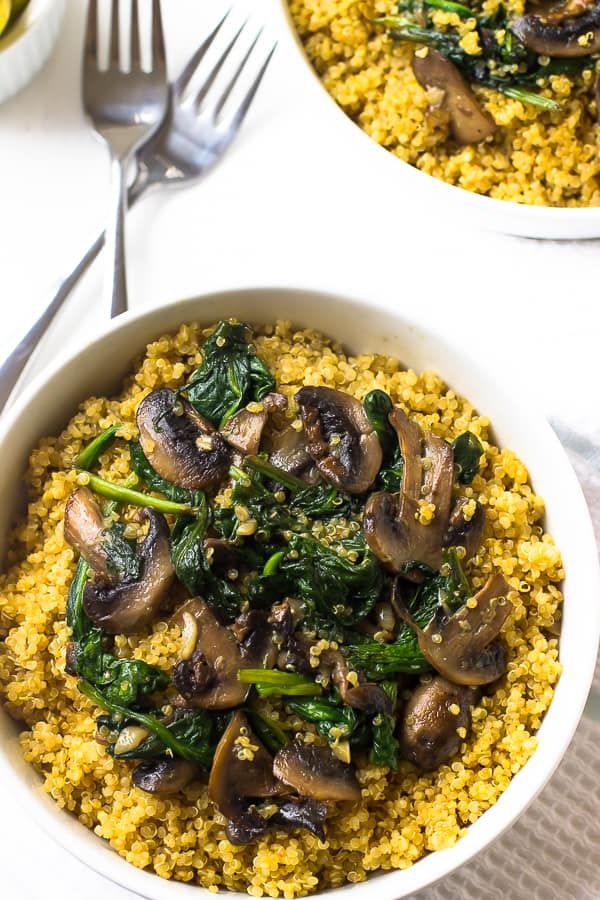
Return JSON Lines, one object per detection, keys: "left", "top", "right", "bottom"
{"left": 105, "top": 155, "right": 129, "bottom": 319}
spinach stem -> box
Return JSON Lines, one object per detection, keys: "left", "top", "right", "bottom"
{"left": 74, "top": 424, "right": 122, "bottom": 470}
{"left": 238, "top": 668, "right": 322, "bottom": 696}
{"left": 78, "top": 471, "right": 198, "bottom": 516}
{"left": 244, "top": 455, "right": 308, "bottom": 493}
{"left": 78, "top": 680, "right": 201, "bottom": 762}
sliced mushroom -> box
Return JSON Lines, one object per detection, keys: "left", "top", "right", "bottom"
{"left": 511, "top": 0, "right": 600, "bottom": 56}
{"left": 132, "top": 758, "right": 199, "bottom": 794}
{"left": 172, "top": 598, "right": 278, "bottom": 709}
{"left": 82, "top": 508, "right": 174, "bottom": 634}
{"left": 172, "top": 598, "right": 250, "bottom": 709}
{"left": 320, "top": 649, "right": 392, "bottom": 715}
{"left": 273, "top": 738, "right": 361, "bottom": 802}
{"left": 220, "top": 393, "right": 288, "bottom": 455}
{"left": 396, "top": 572, "right": 512, "bottom": 685}
{"left": 412, "top": 49, "right": 497, "bottom": 144}
{"left": 209, "top": 712, "right": 328, "bottom": 845}
{"left": 64, "top": 486, "right": 114, "bottom": 580}
{"left": 295, "top": 386, "right": 382, "bottom": 494}
{"left": 445, "top": 497, "right": 485, "bottom": 562}
{"left": 229, "top": 608, "right": 280, "bottom": 670}
{"left": 363, "top": 408, "right": 454, "bottom": 579}
{"left": 136, "top": 388, "right": 230, "bottom": 490}
{"left": 268, "top": 422, "right": 316, "bottom": 479}
{"left": 400, "top": 676, "right": 478, "bottom": 770}
{"left": 203, "top": 537, "right": 241, "bottom": 576}
{"left": 209, "top": 711, "right": 283, "bottom": 811}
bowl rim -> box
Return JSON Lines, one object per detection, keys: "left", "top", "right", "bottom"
{"left": 0, "top": 283, "right": 598, "bottom": 900}
{"left": 0, "top": 0, "right": 62, "bottom": 52}
{"left": 269, "top": 0, "right": 600, "bottom": 223}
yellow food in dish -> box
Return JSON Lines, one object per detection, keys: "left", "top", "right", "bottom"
{"left": 287, "top": 0, "right": 600, "bottom": 207}
{"left": 0, "top": 321, "right": 563, "bottom": 896}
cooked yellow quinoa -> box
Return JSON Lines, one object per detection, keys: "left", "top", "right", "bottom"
{"left": 288, "top": 0, "right": 600, "bottom": 206}
{"left": 0, "top": 321, "right": 563, "bottom": 896}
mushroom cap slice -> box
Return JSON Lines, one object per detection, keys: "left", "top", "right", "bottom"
{"left": 82, "top": 508, "right": 175, "bottom": 634}
{"left": 295, "top": 386, "right": 382, "bottom": 494}
{"left": 396, "top": 572, "right": 513, "bottom": 685}
{"left": 172, "top": 598, "right": 277, "bottom": 709}
{"left": 64, "top": 486, "right": 114, "bottom": 580}
{"left": 511, "top": 0, "right": 600, "bottom": 57}
{"left": 363, "top": 409, "right": 454, "bottom": 578}
{"left": 209, "top": 712, "right": 329, "bottom": 845}
{"left": 400, "top": 676, "right": 478, "bottom": 770}
{"left": 208, "top": 711, "right": 283, "bottom": 816}
{"left": 132, "top": 758, "right": 199, "bottom": 795}
{"left": 320, "top": 649, "right": 392, "bottom": 715}
{"left": 220, "top": 393, "right": 288, "bottom": 455}
{"left": 268, "top": 422, "right": 315, "bottom": 478}
{"left": 136, "top": 388, "right": 230, "bottom": 490}
{"left": 412, "top": 49, "right": 497, "bottom": 145}
{"left": 273, "top": 738, "right": 361, "bottom": 802}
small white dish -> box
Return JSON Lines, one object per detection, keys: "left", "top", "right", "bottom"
{"left": 270, "top": 0, "right": 600, "bottom": 240}
{"left": 0, "top": 285, "right": 598, "bottom": 899}
{"left": 0, "top": 0, "right": 65, "bottom": 105}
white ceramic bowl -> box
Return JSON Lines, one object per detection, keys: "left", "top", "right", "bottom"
{"left": 270, "top": 0, "right": 600, "bottom": 240}
{"left": 0, "top": 0, "right": 64, "bottom": 105}
{"left": 0, "top": 287, "right": 598, "bottom": 899}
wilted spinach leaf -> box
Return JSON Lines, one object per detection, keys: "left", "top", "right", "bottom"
{"left": 452, "top": 432, "right": 484, "bottom": 484}
{"left": 370, "top": 680, "right": 399, "bottom": 769}
{"left": 129, "top": 442, "right": 201, "bottom": 506}
{"left": 184, "top": 320, "right": 275, "bottom": 428}
{"left": 170, "top": 496, "right": 241, "bottom": 618}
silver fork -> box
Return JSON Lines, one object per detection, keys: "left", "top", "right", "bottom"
{"left": 83, "top": 0, "right": 168, "bottom": 318}
{"left": 0, "top": 12, "right": 275, "bottom": 414}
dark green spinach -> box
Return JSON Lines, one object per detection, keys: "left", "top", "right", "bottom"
{"left": 452, "top": 432, "right": 484, "bottom": 484}
{"left": 184, "top": 320, "right": 275, "bottom": 428}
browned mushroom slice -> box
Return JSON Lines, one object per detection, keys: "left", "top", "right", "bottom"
{"left": 273, "top": 739, "right": 361, "bottom": 802}
{"left": 445, "top": 497, "right": 485, "bottom": 562}
{"left": 82, "top": 508, "right": 175, "bottom": 634}
{"left": 209, "top": 711, "right": 283, "bottom": 812}
{"left": 511, "top": 0, "right": 600, "bottom": 56}
{"left": 229, "top": 608, "right": 280, "bottom": 669}
{"left": 363, "top": 408, "right": 454, "bottom": 579}
{"left": 172, "top": 598, "right": 250, "bottom": 709}
{"left": 396, "top": 572, "right": 512, "bottom": 685}
{"left": 209, "top": 712, "right": 328, "bottom": 845}
{"left": 136, "top": 388, "right": 230, "bottom": 490}
{"left": 295, "top": 387, "right": 382, "bottom": 494}
{"left": 412, "top": 49, "right": 497, "bottom": 144}
{"left": 64, "top": 487, "right": 115, "bottom": 580}
{"left": 320, "top": 649, "right": 392, "bottom": 715}
{"left": 400, "top": 676, "right": 479, "bottom": 770}
{"left": 268, "top": 422, "right": 315, "bottom": 479}
{"left": 132, "top": 758, "right": 200, "bottom": 794}
{"left": 220, "top": 393, "right": 288, "bottom": 455}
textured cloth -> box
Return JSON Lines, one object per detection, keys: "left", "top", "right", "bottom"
{"left": 412, "top": 423, "right": 600, "bottom": 900}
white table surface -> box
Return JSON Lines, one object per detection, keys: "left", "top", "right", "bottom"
{"left": 0, "top": 2, "right": 599, "bottom": 899}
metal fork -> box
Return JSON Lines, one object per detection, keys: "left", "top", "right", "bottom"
{"left": 83, "top": 0, "right": 168, "bottom": 318}
{"left": 0, "top": 12, "right": 275, "bottom": 414}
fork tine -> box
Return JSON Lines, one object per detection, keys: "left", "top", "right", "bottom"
{"left": 192, "top": 21, "right": 247, "bottom": 110}
{"left": 212, "top": 28, "right": 263, "bottom": 119}
{"left": 130, "top": 0, "right": 141, "bottom": 70}
{"left": 172, "top": 9, "right": 231, "bottom": 97}
{"left": 221, "top": 43, "right": 276, "bottom": 133}
{"left": 151, "top": 0, "right": 166, "bottom": 72}
{"left": 84, "top": 0, "right": 98, "bottom": 63}
{"left": 109, "top": 0, "right": 120, "bottom": 69}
